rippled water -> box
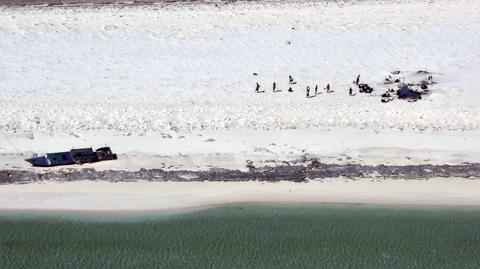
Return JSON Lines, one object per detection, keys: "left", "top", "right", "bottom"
{"left": 1, "top": 203, "right": 480, "bottom": 268}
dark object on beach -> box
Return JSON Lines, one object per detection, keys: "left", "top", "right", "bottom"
{"left": 384, "top": 75, "right": 395, "bottom": 84}
{"left": 358, "top": 83, "right": 373, "bottom": 93}
{"left": 288, "top": 87, "right": 293, "bottom": 92}
{"left": 253, "top": 73, "right": 258, "bottom": 76}
{"left": 349, "top": 87, "right": 353, "bottom": 96}
{"left": 396, "top": 86, "right": 422, "bottom": 100}
{"left": 255, "top": 82, "right": 264, "bottom": 93}
{"left": 289, "top": 75, "right": 296, "bottom": 85}
{"left": 315, "top": 85, "right": 319, "bottom": 95}
{"left": 306, "top": 86, "right": 310, "bottom": 98}
{"left": 355, "top": 74, "right": 360, "bottom": 85}
{"left": 25, "top": 147, "right": 117, "bottom": 167}
{"left": 325, "top": 84, "right": 331, "bottom": 93}
{"left": 381, "top": 92, "right": 391, "bottom": 98}
{"left": 273, "top": 82, "right": 277, "bottom": 92}
{"left": 420, "top": 83, "right": 428, "bottom": 90}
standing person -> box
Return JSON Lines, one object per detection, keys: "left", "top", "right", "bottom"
{"left": 326, "top": 84, "right": 331, "bottom": 93}
{"left": 314, "top": 85, "right": 319, "bottom": 96}
{"left": 289, "top": 75, "right": 294, "bottom": 84}
{"left": 306, "top": 86, "right": 310, "bottom": 98}
{"left": 355, "top": 74, "right": 360, "bottom": 85}
{"left": 288, "top": 87, "right": 293, "bottom": 92}
{"left": 349, "top": 87, "right": 353, "bottom": 96}
{"left": 255, "top": 82, "right": 260, "bottom": 93}
{"left": 273, "top": 82, "right": 277, "bottom": 92}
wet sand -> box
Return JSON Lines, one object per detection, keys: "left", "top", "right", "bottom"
{"left": 1, "top": 178, "right": 480, "bottom": 211}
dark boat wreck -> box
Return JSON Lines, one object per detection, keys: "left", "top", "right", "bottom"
{"left": 26, "top": 147, "right": 117, "bottom": 167}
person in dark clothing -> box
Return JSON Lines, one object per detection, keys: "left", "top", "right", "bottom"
{"left": 256, "top": 82, "right": 265, "bottom": 93}
{"left": 289, "top": 75, "right": 295, "bottom": 85}
{"left": 355, "top": 74, "right": 360, "bottom": 85}
{"left": 349, "top": 87, "right": 353, "bottom": 96}
{"left": 288, "top": 87, "right": 293, "bottom": 92}
{"left": 314, "top": 85, "right": 319, "bottom": 96}
{"left": 273, "top": 82, "right": 277, "bottom": 92}
{"left": 326, "top": 84, "right": 331, "bottom": 93}
{"left": 306, "top": 86, "right": 310, "bottom": 98}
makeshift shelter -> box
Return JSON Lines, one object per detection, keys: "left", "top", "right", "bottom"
{"left": 396, "top": 86, "right": 422, "bottom": 100}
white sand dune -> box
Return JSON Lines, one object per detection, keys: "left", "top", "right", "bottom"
{"left": 1, "top": 0, "right": 480, "bottom": 170}
{"left": 0, "top": 0, "right": 480, "bottom": 139}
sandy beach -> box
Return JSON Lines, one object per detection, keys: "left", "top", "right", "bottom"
{"left": 1, "top": 2, "right": 480, "bottom": 268}
{"left": 1, "top": 0, "right": 479, "bottom": 212}
{"left": 1, "top": 178, "right": 479, "bottom": 211}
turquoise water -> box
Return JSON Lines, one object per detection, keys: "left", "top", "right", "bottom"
{"left": 1, "top": 203, "right": 480, "bottom": 268}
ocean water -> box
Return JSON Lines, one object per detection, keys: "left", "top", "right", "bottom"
{"left": 1, "top": 203, "right": 480, "bottom": 268}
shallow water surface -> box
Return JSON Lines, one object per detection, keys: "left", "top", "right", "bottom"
{"left": 1, "top": 203, "right": 480, "bottom": 268}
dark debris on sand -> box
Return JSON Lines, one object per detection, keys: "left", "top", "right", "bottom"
{"left": 2, "top": 159, "right": 480, "bottom": 184}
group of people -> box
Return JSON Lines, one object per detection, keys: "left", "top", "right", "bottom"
{"left": 255, "top": 71, "right": 436, "bottom": 106}
{"left": 255, "top": 75, "right": 337, "bottom": 98}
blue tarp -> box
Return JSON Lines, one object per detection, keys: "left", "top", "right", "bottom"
{"left": 397, "top": 86, "right": 422, "bottom": 99}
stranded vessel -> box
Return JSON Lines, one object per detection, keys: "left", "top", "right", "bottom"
{"left": 26, "top": 147, "right": 117, "bottom": 167}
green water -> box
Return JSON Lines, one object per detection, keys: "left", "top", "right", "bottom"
{"left": 1, "top": 203, "right": 480, "bottom": 269}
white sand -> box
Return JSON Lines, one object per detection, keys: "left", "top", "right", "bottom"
{"left": 1, "top": 0, "right": 480, "bottom": 171}
{"left": 1, "top": 0, "right": 480, "bottom": 139}
{"left": 1, "top": 178, "right": 480, "bottom": 211}
{"left": 1, "top": 1, "right": 479, "bottom": 212}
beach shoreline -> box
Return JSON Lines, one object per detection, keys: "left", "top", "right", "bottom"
{"left": 1, "top": 178, "right": 480, "bottom": 211}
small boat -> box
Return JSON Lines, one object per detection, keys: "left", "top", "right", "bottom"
{"left": 26, "top": 147, "right": 117, "bottom": 167}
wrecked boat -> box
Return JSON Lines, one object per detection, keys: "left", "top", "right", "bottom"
{"left": 26, "top": 147, "right": 117, "bottom": 167}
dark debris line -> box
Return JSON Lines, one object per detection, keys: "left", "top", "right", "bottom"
{"left": 1, "top": 160, "right": 480, "bottom": 184}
